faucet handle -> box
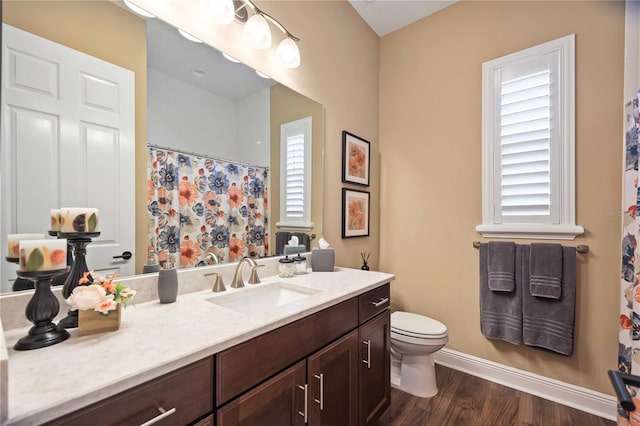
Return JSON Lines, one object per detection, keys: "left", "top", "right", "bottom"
{"left": 248, "top": 264, "right": 265, "bottom": 285}
{"left": 205, "top": 272, "right": 226, "bottom": 292}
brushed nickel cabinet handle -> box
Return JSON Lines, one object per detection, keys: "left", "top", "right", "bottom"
{"left": 297, "top": 384, "right": 308, "bottom": 423}
{"left": 362, "top": 339, "right": 371, "bottom": 369}
{"left": 139, "top": 407, "right": 176, "bottom": 426}
{"left": 370, "top": 297, "right": 389, "bottom": 307}
{"left": 313, "top": 373, "right": 324, "bottom": 410}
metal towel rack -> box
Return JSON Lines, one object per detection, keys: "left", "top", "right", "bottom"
{"left": 609, "top": 370, "right": 640, "bottom": 411}
{"left": 472, "top": 241, "right": 589, "bottom": 254}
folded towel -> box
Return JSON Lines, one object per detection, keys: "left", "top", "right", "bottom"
{"left": 479, "top": 243, "right": 523, "bottom": 345}
{"left": 488, "top": 241, "right": 516, "bottom": 292}
{"left": 530, "top": 243, "right": 563, "bottom": 299}
{"left": 275, "top": 232, "right": 290, "bottom": 256}
{"left": 522, "top": 245, "right": 576, "bottom": 356}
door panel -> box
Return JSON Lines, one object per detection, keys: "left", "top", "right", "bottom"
{"left": 308, "top": 330, "right": 359, "bottom": 426}
{"left": 1, "top": 24, "right": 135, "bottom": 290}
{"left": 359, "top": 310, "right": 391, "bottom": 426}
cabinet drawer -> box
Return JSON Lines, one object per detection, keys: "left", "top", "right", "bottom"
{"left": 217, "top": 298, "right": 358, "bottom": 406}
{"left": 358, "top": 283, "right": 390, "bottom": 324}
{"left": 47, "top": 358, "right": 214, "bottom": 426}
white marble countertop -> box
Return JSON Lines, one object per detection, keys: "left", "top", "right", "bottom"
{"left": 2, "top": 267, "right": 394, "bottom": 425}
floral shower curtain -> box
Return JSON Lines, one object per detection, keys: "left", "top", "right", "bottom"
{"left": 619, "top": 91, "right": 640, "bottom": 423}
{"left": 147, "top": 147, "right": 269, "bottom": 267}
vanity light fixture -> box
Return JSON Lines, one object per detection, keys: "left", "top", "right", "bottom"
{"left": 236, "top": 0, "right": 301, "bottom": 68}
{"left": 122, "top": 0, "right": 156, "bottom": 18}
{"left": 178, "top": 28, "right": 204, "bottom": 43}
{"left": 200, "top": 0, "right": 235, "bottom": 25}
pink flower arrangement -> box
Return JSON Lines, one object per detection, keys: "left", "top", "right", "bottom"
{"left": 66, "top": 272, "right": 136, "bottom": 315}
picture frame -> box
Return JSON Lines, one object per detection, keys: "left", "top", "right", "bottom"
{"left": 342, "top": 131, "right": 370, "bottom": 186}
{"left": 342, "top": 188, "right": 370, "bottom": 238}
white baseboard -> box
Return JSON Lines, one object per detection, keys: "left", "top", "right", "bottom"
{"left": 433, "top": 348, "right": 618, "bottom": 421}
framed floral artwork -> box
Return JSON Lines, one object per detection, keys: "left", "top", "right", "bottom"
{"left": 342, "top": 131, "right": 370, "bottom": 186}
{"left": 342, "top": 188, "right": 370, "bottom": 238}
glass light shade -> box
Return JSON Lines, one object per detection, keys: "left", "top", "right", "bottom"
{"left": 243, "top": 14, "right": 272, "bottom": 50}
{"left": 199, "top": 0, "right": 235, "bottom": 25}
{"left": 123, "top": 0, "right": 156, "bottom": 18}
{"left": 276, "top": 38, "right": 301, "bottom": 68}
{"left": 222, "top": 52, "right": 241, "bottom": 63}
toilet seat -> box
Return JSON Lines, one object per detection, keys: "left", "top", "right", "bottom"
{"left": 391, "top": 311, "right": 448, "bottom": 339}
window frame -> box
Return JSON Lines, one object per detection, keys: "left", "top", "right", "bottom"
{"left": 276, "top": 116, "right": 313, "bottom": 230}
{"left": 476, "top": 34, "right": 583, "bottom": 240}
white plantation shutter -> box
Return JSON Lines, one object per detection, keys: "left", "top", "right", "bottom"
{"left": 498, "top": 67, "right": 556, "bottom": 223}
{"left": 284, "top": 132, "right": 305, "bottom": 218}
{"left": 278, "top": 117, "right": 313, "bottom": 229}
{"left": 477, "top": 34, "right": 583, "bottom": 239}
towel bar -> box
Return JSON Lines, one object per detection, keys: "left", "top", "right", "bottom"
{"left": 472, "top": 241, "right": 589, "bottom": 254}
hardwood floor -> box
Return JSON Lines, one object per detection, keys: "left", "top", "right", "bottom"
{"left": 377, "top": 365, "right": 615, "bottom": 426}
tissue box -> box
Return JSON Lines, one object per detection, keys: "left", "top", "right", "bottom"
{"left": 312, "top": 248, "right": 335, "bottom": 272}
{"left": 284, "top": 245, "right": 307, "bottom": 255}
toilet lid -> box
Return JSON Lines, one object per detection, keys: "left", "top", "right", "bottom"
{"left": 391, "top": 311, "right": 447, "bottom": 338}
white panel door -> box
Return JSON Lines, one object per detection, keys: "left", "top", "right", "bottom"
{"left": 1, "top": 24, "right": 136, "bottom": 291}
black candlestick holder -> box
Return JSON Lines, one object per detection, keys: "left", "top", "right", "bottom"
{"left": 14, "top": 268, "right": 70, "bottom": 351}
{"left": 5, "top": 256, "right": 35, "bottom": 291}
{"left": 58, "top": 232, "right": 100, "bottom": 329}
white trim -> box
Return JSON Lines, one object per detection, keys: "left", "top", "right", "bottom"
{"left": 475, "top": 223, "right": 584, "bottom": 240}
{"left": 275, "top": 220, "right": 314, "bottom": 231}
{"left": 433, "top": 348, "right": 617, "bottom": 421}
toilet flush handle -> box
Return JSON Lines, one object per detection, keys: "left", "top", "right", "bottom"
{"left": 362, "top": 340, "right": 371, "bottom": 369}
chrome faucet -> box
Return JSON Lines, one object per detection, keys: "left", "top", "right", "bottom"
{"left": 230, "top": 257, "right": 258, "bottom": 289}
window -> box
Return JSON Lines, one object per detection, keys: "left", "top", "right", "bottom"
{"left": 476, "top": 34, "right": 583, "bottom": 239}
{"left": 277, "top": 116, "right": 313, "bottom": 230}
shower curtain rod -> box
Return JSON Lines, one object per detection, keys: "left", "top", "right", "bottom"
{"left": 472, "top": 241, "right": 589, "bottom": 254}
{"left": 147, "top": 143, "right": 270, "bottom": 170}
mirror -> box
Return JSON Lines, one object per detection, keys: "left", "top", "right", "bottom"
{"left": 0, "top": 0, "right": 324, "bottom": 293}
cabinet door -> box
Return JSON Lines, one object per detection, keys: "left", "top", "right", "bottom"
{"left": 359, "top": 310, "right": 391, "bottom": 426}
{"left": 307, "top": 330, "right": 359, "bottom": 426}
{"left": 217, "top": 360, "right": 306, "bottom": 426}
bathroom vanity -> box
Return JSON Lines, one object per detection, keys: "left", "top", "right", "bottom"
{"left": 1, "top": 267, "right": 393, "bottom": 425}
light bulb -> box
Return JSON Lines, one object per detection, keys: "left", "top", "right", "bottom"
{"left": 222, "top": 52, "right": 241, "bottom": 63}
{"left": 178, "top": 29, "right": 203, "bottom": 43}
{"left": 123, "top": 0, "right": 156, "bottom": 18}
{"left": 199, "top": 0, "right": 235, "bottom": 25}
{"left": 276, "top": 38, "right": 300, "bottom": 68}
{"left": 243, "top": 14, "right": 272, "bottom": 50}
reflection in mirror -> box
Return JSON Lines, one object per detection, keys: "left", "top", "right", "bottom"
{"left": 0, "top": 0, "right": 323, "bottom": 294}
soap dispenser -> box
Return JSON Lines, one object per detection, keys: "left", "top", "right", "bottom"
{"left": 142, "top": 248, "right": 160, "bottom": 274}
{"left": 158, "top": 254, "right": 178, "bottom": 303}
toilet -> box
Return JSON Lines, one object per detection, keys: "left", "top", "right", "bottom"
{"left": 390, "top": 311, "right": 448, "bottom": 398}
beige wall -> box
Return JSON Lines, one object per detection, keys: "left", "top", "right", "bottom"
{"left": 3, "top": 0, "right": 148, "bottom": 273}
{"left": 269, "top": 84, "right": 324, "bottom": 252}
{"left": 134, "top": 0, "right": 381, "bottom": 271}
{"left": 379, "top": 1, "right": 624, "bottom": 394}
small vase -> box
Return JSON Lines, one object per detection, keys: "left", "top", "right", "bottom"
{"left": 78, "top": 304, "right": 121, "bottom": 337}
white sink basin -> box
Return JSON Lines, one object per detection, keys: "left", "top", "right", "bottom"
{"left": 206, "top": 282, "right": 321, "bottom": 316}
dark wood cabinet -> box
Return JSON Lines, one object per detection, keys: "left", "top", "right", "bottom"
{"left": 308, "top": 330, "right": 359, "bottom": 426}
{"left": 46, "top": 358, "right": 214, "bottom": 426}
{"left": 46, "top": 281, "right": 392, "bottom": 426}
{"left": 217, "top": 360, "right": 307, "bottom": 426}
{"left": 358, "top": 310, "right": 391, "bottom": 426}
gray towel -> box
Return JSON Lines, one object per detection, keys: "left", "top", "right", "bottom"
{"left": 479, "top": 243, "right": 523, "bottom": 345}
{"left": 275, "top": 232, "right": 290, "bottom": 255}
{"left": 522, "top": 245, "right": 576, "bottom": 356}
{"left": 488, "top": 241, "right": 516, "bottom": 292}
{"left": 530, "top": 243, "right": 563, "bottom": 299}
